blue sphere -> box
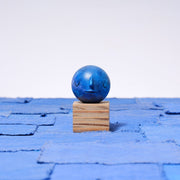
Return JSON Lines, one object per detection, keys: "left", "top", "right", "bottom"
{"left": 72, "top": 65, "right": 110, "bottom": 103}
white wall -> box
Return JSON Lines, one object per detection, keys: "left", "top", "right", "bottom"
{"left": 0, "top": 0, "right": 180, "bottom": 98}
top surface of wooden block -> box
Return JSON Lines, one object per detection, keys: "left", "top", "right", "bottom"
{"left": 73, "top": 101, "right": 109, "bottom": 111}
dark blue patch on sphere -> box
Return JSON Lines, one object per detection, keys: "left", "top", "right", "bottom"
{"left": 72, "top": 65, "right": 110, "bottom": 103}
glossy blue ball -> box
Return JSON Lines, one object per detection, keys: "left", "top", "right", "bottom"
{"left": 72, "top": 65, "right": 110, "bottom": 103}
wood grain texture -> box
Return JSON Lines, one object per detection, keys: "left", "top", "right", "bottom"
{"left": 73, "top": 101, "right": 109, "bottom": 111}
{"left": 73, "top": 101, "right": 109, "bottom": 132}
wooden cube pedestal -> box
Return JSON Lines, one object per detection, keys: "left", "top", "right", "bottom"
{"left": 73, "top": 101, "right": 109, "bottom": 132}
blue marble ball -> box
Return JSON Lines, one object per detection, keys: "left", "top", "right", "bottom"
{"left": 72, "top": 65, "right": 110, "bottom": 103}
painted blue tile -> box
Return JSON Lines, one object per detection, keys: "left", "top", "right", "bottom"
{"left": 0, "top": 124, "right": 37, "bottom": 136}
{"left": 0, "top": 97, "right": 32, "bottom": 104}
{"left": 36, "top": 113, "right": 72, "bottom": 134}
{"left": 136, "top": 98, "right": 164, "bottom": 110}
{"left": 0, "top": 103, "right": 69, "bottom": 115}
{"left": 107, "top": 98, "right": 162, "bottom": 111}
{"left": 0, "top": 135, "right": 42, "bottom": 151}
{"left": 110, "top": 110, "right": 161, "bottom": 132}
{"left": 165, "top": 103, "right": 180, "bottom": 114}
{"left": 51, "top": 164, "right": 163, "bottom": 180}
{"left": 37, "top": 131, "right": 144, "bottom": 145}
{"left": 0, "top": 132, "right": 103, "bottom": 152}
{"left": 137, "top": 98, "right": 180, "bottom": 115}
{"left": 0, "top": 151, "right": 54, "bottom": 180}
{"left": 159, "top": 115, "right": 180, "bottom": 126}
{"left": 164, "top": 165, "right": 180, "bottom": 180}
{"left": 0, "top": 132, "right": 105, "bottom": 152}
{"left": 0, "top": 114, "right": 56, "bottom": 126}
{"left": 106, "top": 98, "right": 136, "bottom": 111}
{"left": 0, "top": 132, "right": 67, "bottom": 151}
{"left": 111, "top": 110, "right": 161, "bottom": 124}
{"left": 99, "top": 131, "right": 145, "bottom": 143}
{"left": 29, "top": 98, "right": 75, "bottom": 110}
{"left": 38, "top": 142, "right": 180, "bottom": 164}
{"left": 0, "top": 111, "right": 11, "bottom": 117}
{"left": 137, "top": 98, "right": 180, "bottom": 107}
{"left": 141, "top": 125, "right": 180, "bottom": 144}
{"left": 0, "top": 133, "right": 96, "bottom": 152}
{"left": 0, "top": 129, "right": 137, "bottom": 152}
{"left": 106, "top": 98, "right": 137, "bottom": 104}
{"left": 38, "top": 132, "right": 106, "bottom": 147}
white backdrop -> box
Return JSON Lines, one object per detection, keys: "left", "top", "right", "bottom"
{"left": 0, "top": 0, "right": 180, "bottom": 98}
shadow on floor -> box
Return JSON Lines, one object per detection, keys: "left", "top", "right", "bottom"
{"left": 110, "top": 122, "right": 126, "bottom": 132}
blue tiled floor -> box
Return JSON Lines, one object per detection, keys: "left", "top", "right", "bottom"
{"left": 0, "top": 98, "right": 180, "bottom": 180}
